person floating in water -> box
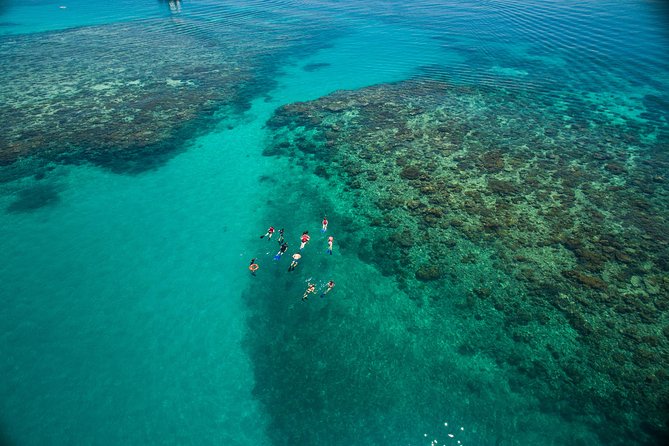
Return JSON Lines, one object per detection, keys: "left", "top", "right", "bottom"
{"left": 320, "top": 280, "right": 335, "bottom": 298}
{"left": 260, "top": 226, "right": 275, "bottom": 240}
{"left": 326, "top": 236, "right": 334, "bottom": 255}
{"left": 321, "top": 216, "right": 328, "bottom": 233}
{"left": 169, "top": 0, "right": 182, "bottom": 13}
{"left": 161, "top": 0, "right": 182, "bottom": 13}
{"left": 274, "top": 242, "right": 288, "bottom": 260}
{"left": 299, "top": 231, "right": 310, "bottom": 250}
{"left": 277, "top": 228, "right": 285, "bottom": 244}
{"left": 288, "top": 253, "right": 302, "bottom": 272}
{"left": 249, "top": 258, "right": 259, "bottom": 276}
{"left": 303, "top": 283, "right": 316, "bottom": 301}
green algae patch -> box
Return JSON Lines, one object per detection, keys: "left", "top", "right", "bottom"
{"left": 262, "top": 78, "right": 669, "bottom": 444}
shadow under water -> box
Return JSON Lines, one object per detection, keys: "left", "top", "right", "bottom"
{"left": 6, "top": 183, "right": 60, "bottom": 213}
{"left": 0, "top": 426, "right": 14, "bottom": 446}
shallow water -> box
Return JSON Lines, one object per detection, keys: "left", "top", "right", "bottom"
{"left": 0, "top": 1, "right": 668, "bottom": 445}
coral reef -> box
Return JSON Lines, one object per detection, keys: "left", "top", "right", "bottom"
{"left": 0, "top": 17, "right": 327, "bottom": 177}
{"left": 261, "top": 78, "right": 669, "bottom": 444}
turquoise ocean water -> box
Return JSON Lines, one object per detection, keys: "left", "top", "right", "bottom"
{"left": 1, "top": 1, "right": 668, "bottom": 445}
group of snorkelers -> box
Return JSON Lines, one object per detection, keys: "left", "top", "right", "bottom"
{"left": 250, "top": 217, "right": 336, "bottom": 300}
{"left": 302, "top": 280, "right": 335, "bottom": 301}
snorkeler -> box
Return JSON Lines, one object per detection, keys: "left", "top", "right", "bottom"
{"left": 321, "top": 217, "right": 328, "bottom": 233}
{"left": 326, "top": 236, "right": 334, "bottom": 255}
{"left": 277, "top": 228, "right": 285, "bottom": 244}
{"left": 303, "top": 283, "right": 316, "bottom": 301}
{"left": 299, "top": 231, "right": 310, "bottom": 250}
{"left": 260, "top": 226, "right": 275, "bottom": 240}
{"left": 167, "top": 0, "right": 182, "bottom": 13}
{"left": 249, "top": 258, "right": 259, "bottom": 276}
{"left": 320, "top": 280, "right": 335, "bottom": 298}
{"left": 288, "top": 253, "right": 302, "bottom": 272}
{"left": 274, "top": 242, "right": 288, "bottom": 260}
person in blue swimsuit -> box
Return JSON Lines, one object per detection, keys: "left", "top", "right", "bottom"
{"left": 274, "top": 242, "right": 288, "bottom": 260}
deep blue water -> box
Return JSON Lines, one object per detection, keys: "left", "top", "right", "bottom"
{"left": 0, "top": 1, "right": 668, "bottom": 445}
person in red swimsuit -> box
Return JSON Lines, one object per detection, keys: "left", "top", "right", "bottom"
{"left": 260, "top": 226, "right": 275, "bottom": 240}
{"left": 299, "top": 231, "right": 310, "bottom": 250}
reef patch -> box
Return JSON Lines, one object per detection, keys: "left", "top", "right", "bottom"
{"left": 261, "top": 77, "right": 669, "bottom": 444}
{"left": 0, "top": 17, "right": 329, "bottom": 178}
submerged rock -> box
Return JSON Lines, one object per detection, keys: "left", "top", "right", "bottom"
{"left": 399, "top": 165, "right": 423, "bottom": 180}
{"left": 415, "top": 264, "right": 442, "bottom": 281}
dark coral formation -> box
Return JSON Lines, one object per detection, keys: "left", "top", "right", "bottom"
{"left": 262, "top": 78, "right": 669, "bottom": 444}
{"left": 303, "top": 62, "right": 331, "bottom": 72}
{"left": 0, "top": 17, "right": 327, "bottom": 176}
{"left": 6, "top": 183, "right": 61, "bottom": 213}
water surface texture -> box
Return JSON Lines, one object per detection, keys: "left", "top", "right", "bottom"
{"left": 1, "top": 1, "right": 668, "bottom": 445}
